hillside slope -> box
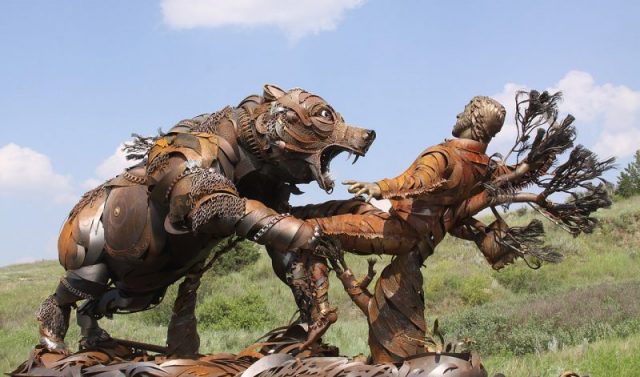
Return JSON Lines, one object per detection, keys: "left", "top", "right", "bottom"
{"left": 1, "top": 196, "right": 639, "bottom": 376}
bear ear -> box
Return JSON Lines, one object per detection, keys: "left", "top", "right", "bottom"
{"left": 263, "top": 84, "right": 286, "bottom": 101}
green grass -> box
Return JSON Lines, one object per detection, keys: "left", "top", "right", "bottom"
{"left": 484, "top": 333, "right": 640, "bottom": 377}
{"left": 438, "top": 280, "right": 640, "bottom": 356}
{"left": 1, "top": 196, "right": 639, "bottom": 375}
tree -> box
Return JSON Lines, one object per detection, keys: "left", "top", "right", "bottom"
{"left": 616, "top": 150, "right": 640, "bottom": 197}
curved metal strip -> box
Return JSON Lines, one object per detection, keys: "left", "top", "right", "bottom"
{"left": 239, "top": 354, "right": 294, "bottom": 377}
{"left": 85, "top": 201, "right": 106, "bottom": 265}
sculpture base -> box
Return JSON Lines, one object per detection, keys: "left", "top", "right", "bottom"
{"left": 10, "top": 325, "right": 486, "bottom": 377}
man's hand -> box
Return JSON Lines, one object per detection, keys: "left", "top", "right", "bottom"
{"left": 342, "top": 180, "right": 382, "bottom": 202}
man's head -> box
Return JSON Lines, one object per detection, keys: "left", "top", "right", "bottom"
{"left": 452, "top": 96, "right": 506, "bottom": 143}
{"left": 237, "top": 84, "right": 376, "bottom": 193}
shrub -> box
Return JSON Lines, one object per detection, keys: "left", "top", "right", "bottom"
{"left": 137, "top": 240, "right": 261, "bottom": 327}
{"left": 210, "top": 240, "right": 261, "bottom": 276}
{"left": 492, "top": 265, "right": 558, "bottom": 294}
{"left": 137, "top": 285, "right": 178, "bottom": 326}
{"left": 459, "top": 274, "right": 495, "bottom": 306}
{"left": 439, "top": 281, "right": 640, "bottom": 356}
{"left": 197, "top": 292, "right": 273, "bottom": 331}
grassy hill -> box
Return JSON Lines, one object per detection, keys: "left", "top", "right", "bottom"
{"left": 1, "top": 196, "right": 639, "bottom": 376}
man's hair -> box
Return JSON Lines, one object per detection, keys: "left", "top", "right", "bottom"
{"left": 468, "top": 96, "right": 506, "bottom": 142}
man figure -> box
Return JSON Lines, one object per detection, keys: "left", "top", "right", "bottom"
{"left": 341, "top": 96, "right": 509, "bottom": 257}
{"left": 298, "top": 96, "right": 520, "bottom": 361}
{"left": 308, "top": 96, "right": 514, "bottom": 262}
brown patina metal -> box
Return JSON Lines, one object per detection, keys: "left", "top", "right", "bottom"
{"left": 12, "top": 325, "right": 487, "bottom": 377}
{"left": 20, "top": 90, "right": 610, "bottom": 377}
{"left": 36, "top": 84, "right": 375, "bottom": 356}
{"left": 302, "top": 92, "right": 613, "bottom": 363}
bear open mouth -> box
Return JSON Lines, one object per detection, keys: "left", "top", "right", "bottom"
{"left": 317, "top": 145, "right": 365, "bottom": 193}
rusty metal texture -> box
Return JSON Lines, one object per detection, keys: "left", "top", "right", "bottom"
{"left": 11, "top": 346, "right": 254, "bottom": 377}
{"left": 11, "top": 350, "right": 488, "bottom": 377}
{"left": 11, "top": 325, "right": 332, "bottom": 377}
{"left": 246, "top": 352, "right": 487, "bottom": 377}
{"left": 11, "top": 324, "right": 488, "bottom": 377}
{"left": 166, "top": 268, "right": 202, "bottom": 357}
{"left": 103, "top": 185, "right": 149, "bottom": 260}
{"left": 39, "top": 84, "right": 376, "bottom": 355}
{"left": 25, "top": 89, "right": 611, "bottom": 377}
{"left": 310, "top": 91, "right": 614, "bottom": 363}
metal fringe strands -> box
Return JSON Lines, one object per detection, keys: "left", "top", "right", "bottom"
{"left": 508, "top": 90, "right": 570, "bottom": 164}
{"left": 530, "top": 145, "right": 615, "bottom": 236}
{"left": 485, "top": 90, "right": 615, "bottom": 238}
{"left": 538, "top": 184, "right": 612, "bottom": 235}
{"left": 123, "top": 132, "right": 164, "bottom": 161}
{"left": 499, "top": 219, "right": 563, "bottom": 264}
{"left": 540, "top": 146, "right": 616, "bottom": 196}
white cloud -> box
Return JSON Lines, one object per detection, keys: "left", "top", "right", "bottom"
{"left": 591, "top": 128, "right": 640, "bottom": 161}
{"left": 0, "top": 143, "right": 75, "bottom": 203}
{"left": 549, "top": 71, "right": 640, "bottom": 159}
{"left": 83, "top": 145, "right": 137, "bottom": 188}
{"left": 490, "top": 71, "right": 640, "bottom": 160}
{"left": 161, "top": 0, "right": 366, "bottom": 41}
{"left": 96, "top": 146, "right": 132, "bottom": 179}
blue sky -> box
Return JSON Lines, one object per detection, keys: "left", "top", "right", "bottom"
{"left": 1, "top": 1, "right": 639, "bottom": 266}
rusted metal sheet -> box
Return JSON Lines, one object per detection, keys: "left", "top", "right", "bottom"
{"left": 11, "top": 339, "right": 487, "bottom": 377}
{"left": 37, "top": 85, "right": 376, "bottom": 356}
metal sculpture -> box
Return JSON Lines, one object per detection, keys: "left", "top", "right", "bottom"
{"left": 13, "top": 325, "right": 487, "bottom": 377}
{"left": 17, "top": 90, "right": 609, "bottom": 377}
{"left": 36, "top": 84, "right": 375, "bottom": 356}
{"left": 299, "top": 91, "right": 614, "bottom": 363}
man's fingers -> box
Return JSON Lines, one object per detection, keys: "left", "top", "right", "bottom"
{"left": 354, "top": 188, "right": 368, "bottom": 197}
{"left": 348, "top": 184, "right": 364, "bottom": 194}
{"left": 342, "top": 180, "right": 357, "bottom": 185}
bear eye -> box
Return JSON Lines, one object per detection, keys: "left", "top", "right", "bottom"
{"left": 318, "top": 108, "right": 334, "bottom": 121}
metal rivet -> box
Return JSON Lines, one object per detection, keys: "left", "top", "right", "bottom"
{"left": 114, "top": 207, "right": 121, "bottom": 217}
